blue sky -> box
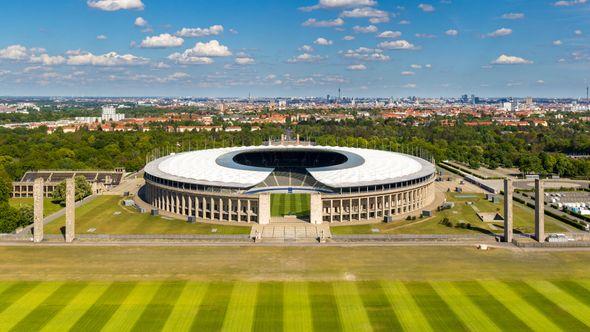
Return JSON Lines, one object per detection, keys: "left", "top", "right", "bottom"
{"left": 0, "top": 0, "right": 589, "bottom": 97}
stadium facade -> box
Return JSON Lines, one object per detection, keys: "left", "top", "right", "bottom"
{"left": 142, "top": 144, "right": 436, "bottom": 224}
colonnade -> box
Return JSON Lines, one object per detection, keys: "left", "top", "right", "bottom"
{"left": 144, "top": 182, "right": 259, "bottom": 223}
{"left": 320, "top": 182, "right": 435, "bottom": 222}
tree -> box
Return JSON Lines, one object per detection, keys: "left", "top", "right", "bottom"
{"left": 51, "top": 176, "right": 92, "bottom": 206}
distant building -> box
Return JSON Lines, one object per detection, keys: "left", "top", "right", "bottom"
{"left": 101, "top": 106, "right": 125, "bottom": 122}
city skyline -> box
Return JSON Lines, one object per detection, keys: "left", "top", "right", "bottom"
{"left": 0, "top": 0, "right": 589, "bottom": 97}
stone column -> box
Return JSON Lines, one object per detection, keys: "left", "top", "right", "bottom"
{"left": 33, "top": 178, "right": 44, "bottom": 243}
{"left": 65, "top": 178, "right": 75, "bottom": 243}
{"left": 535, "top": 179, "right": 545, "bottom": 242}
{"left": 310, "top": 194, "right": 323, "bottom": 224}
{"left": 258, "top": 194, "right": 271, "bottom": 225}
{"left": 503, "top": 179, "right": 513, "bottom": 243}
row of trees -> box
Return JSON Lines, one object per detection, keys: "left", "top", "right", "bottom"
{"left": 0, "top": 166, "right": 32, "bottom": 233}
{"left": 0, "top": 118, "right": 588, "bottom": 181}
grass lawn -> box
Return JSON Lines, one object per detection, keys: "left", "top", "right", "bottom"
{"left": 1, "top": 246, "right": 590, "bottom": 330}
{"left": 9, "top": 197, "right": 63, "bottom": 217}
{"left": 0, "top": 279, "right": 590, "bottom": 331}
{"left": 271, "top": 193, "right": 310, "bottom": 217}
{"left": 332, "top": 192, "right": 570, "bottom": 235}
{"left": 43, "top": 195, "right": 250, "bottom": 235}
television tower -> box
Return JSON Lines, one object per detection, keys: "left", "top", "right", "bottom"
{"left": 338, "top": 87, "right": 342, "bottom": 100}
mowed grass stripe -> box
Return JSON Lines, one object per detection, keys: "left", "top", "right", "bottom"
{"left": 253, "top": 282, "right": 284, "bottom": 332}
{"left": 70, "top": 282, "right": 136, "bottom": 332}
{"left": 553, "top": 280, "right": 590, "bottom": 308}
{"left": 191, "top": 282, "right": 234, "bottom": 331}
{"left": 458, "top": 281, "right": 531, "bottom": 332}
{"left": 356, "top": 281, "right": 402, "bottom": 331}
{"left": 41, "top": 283, "right": 111, "bottom": 332}
{"left": 381, "top": 281, "right": 432, "bottom": 332}
{"left": 0, "top": 282, "right": 63, "bottom": 331}
{"left": 405, "top": 281, "right": 468, "bottom": 331}
{"left": 506, "top": 281, "right": 587, "bottom": 331}
{"left": 161, "top": 282, "right": 208, "bottom": 332}
{"left": 101, "top": 281, "right": 161, "bottom": 332}
{"left": 0, "top": 282, "right": 39, "bottom": 315}
{"left": 333, "top": 282, "right": 373, "bottom": 332}
{"left": 221, "top": 282, "right": 258, "bottom": 332}
{"left": 130, "top": 281, "right": 186, "bottom": 332}
{"left": 10, "top": 282, "right": 87, "bottom": 332}
{"left": 283, "top": 283, "right": 312, "bottom": 332}
{"left": 527, "top": 280, "right": 590, "bottom": 328}
{"left": 309, "top": 282, "right": 342, "bottom": 331}
{"left": 431, "top": 281, "right": 500, "bottom": 332}
{"left": 480, "top": 280, "right": 560, "bottom": 332}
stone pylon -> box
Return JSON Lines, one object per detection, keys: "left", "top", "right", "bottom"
{"left": 535, "top": 179, "right": 545, "bottom": 242}
{"left": 503, "top": 178, "right": 513, "bottom": 243}
{"left": 33, "top": 178, "right": 44, "bottom": 243}
{"left": 258, "top": 194, "right": 271, "bottom": 225}
{"left": 310, "top": 194, "right": 323, "bottom": 225}
{"left": 65, "top": 178, "right": 75, "bottom": 243}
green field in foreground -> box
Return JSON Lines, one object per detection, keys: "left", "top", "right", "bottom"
{"left": 271, "top": 193, "right": 310, "bottom": 217}
{"left": 1, "top": 279, "right": 590, "bottom": 331}
{"left": 1, "top": 246, "right": 590, "bottom": 331}
{"left": 332, "top": 192, "right": 570, "bottom": 235}
{"left": 9, "top": 197, "right": 63, "bottom": 217}
{"left": 43, "top": 196, "right": 250, "bottom": 235}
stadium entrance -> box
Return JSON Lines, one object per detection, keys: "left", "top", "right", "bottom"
{"left": 270, "top": 193, "right": 311, "bottom": 222}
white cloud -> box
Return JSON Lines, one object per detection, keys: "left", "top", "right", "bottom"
{"left": 301, "top": 0, "right": 377, "bottom": 11}
{"left": 341, "top": 47, "right": 390, "bottom": 61}
{"left": 67, "top": 52, "right": 148, "bottom": 66}
{"left": 353, "top": 25, "right": 378, "bottom": 33}
{"left": 553, "top": 40, "right": 563, "bottom": 45}
{"left": 140, "top": 33, "right": 184, "bottom": 48}
{"left": 302, "top": 18, "right": 345, "bottom": 27}
{"left": 300, "top": 45, "right": 315, "bottom": 52}
{"left": 378, "top": 31, "right": 402, "bottom": 38}
{"left": 87, "top": 0, "right": 144, "bottom": 11}
{"left": 314, "top": 37, "right": 333, "bottom": 45}
{"left": 536, "top": 80, "right": 545, "bottom": 84}
{"left": 168, "top": 40, "right": 231, "bottom": 64}
{"left": 134, "top": 17, "right": 148, "bottom": 27}
{"left": 378, "top": 40, "right": 418, "bottom": 50}
{"left": 399, "top": 20, "right": 411, "bottom": 25}
{"left": 341, "top": 7, "right": 389, "bottom": 20}
{"left": 491, "top": 54, "right": 533, "bottom": 65}
{"left": 0, "top": 45, "right": 66, "bottom": 66}
{"left": 370, "top": 17, "right": 390, "bottom": 24}
{"left": 445, "top": 29, "right": 459, "bottom": 36}
{"left": 343, "top": 35, "right": 355, "bottom": 40}
{"left": 168, "top": 54, "right": 213, "bottom": 65}
{"left": 288, "top": 53, "right": 325, "bottom": 63}
{"left": 235, "top": 57, "right": 255, "bottom": 65}
{"left": 140, "top": 34, "right": 184, "bottom": 48}
{"left": 418, "top": 3, "right": 435, "bottom": 12}
{"left": 96, "top": 35, "right": 108, "bottom": 40}
{"left": 0, "top": 45, "right": 28, "bottom": 60}
{"left": 501, "top": 13, "right": 525, "bottom": 20}
{"left": 403, "top": 83, "right": 417, "bottom": 88}
{"left": 181, "top": 40, "right": 231, "bottom": 57}
{"left": 152, "top": 62, "right": 170, "bottom": 69}
{"left": 410, "top": 64, "right": 422, "bottom": 69}
{"left": 176, "top": 25, "right": 224, "bottom": 38}
{"left": 401, "top": 71, "right": 415, "bottom": 76}
{"left": 347, "top": 64, "right": 367, "bottom": 70}
{"left": 554, "top": 0, "right": 587, "bottom": 6}
{"left": 30, "top": 54, "right": 66, "bottom": 66}
{"left": 575, "top": 29, "right": 583, "bottom": 35}
{"left": 486, "top": 28, "right": 512, "bottom": 38}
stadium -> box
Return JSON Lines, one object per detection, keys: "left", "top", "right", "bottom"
{"left": 142, "top": 144, "right": 436, "bottom": 224}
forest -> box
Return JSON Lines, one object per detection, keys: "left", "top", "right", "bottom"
{"left": 0, "top": 117, "right": 589, "bottom": 184}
